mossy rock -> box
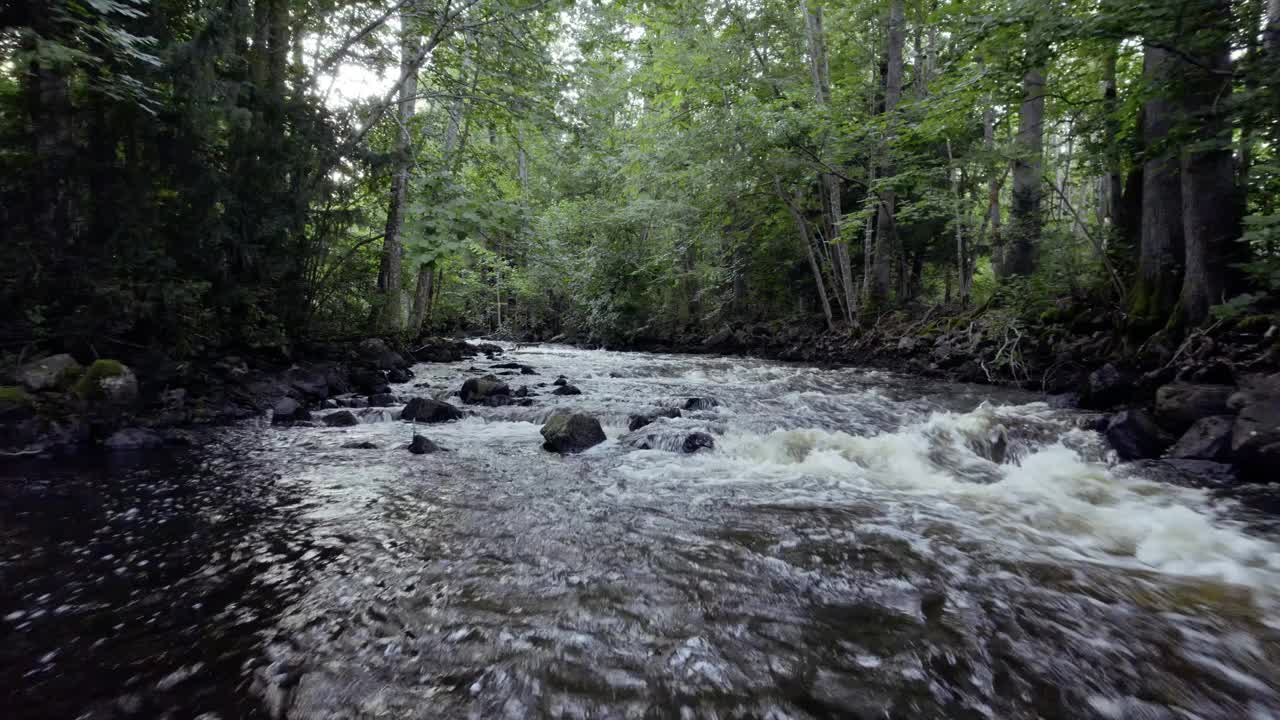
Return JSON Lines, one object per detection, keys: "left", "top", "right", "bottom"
{"left": 0, "top": 386, "right": 36, "bottom": 422}
{"left": 1235, "top": 314, "right": 1276, "bottom": 333}
{"left": 75, "top": 359, "right": 139, "bottom": 410}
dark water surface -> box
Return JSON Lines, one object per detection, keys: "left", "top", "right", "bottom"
{"left": 3, "top": 345, "right": 1279, "bottom": 719}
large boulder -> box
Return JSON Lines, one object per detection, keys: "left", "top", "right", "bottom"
{"left": 350, "top": 368, "right": 390, "bottom": 395}
{"left": 75, "top": 360, "right": 139, "bottom": 414}
{"left": 401, "top": 397, "right": 464, "bottom": 423}
{"left": 1231, "top": 400, "right": 1280, "bottom": 477}
{"left": 287, "top": 367, "right": 330, "bottom": 402}
{"left": 1105, "top": 409, "right": 1174, "bottom": 460}
{"left": 1081, "top": 364, "right": 1134, "bottom": 409}
{"left": 18, "top": 354, "right": 81, "bottom": 392}
{"left": 1153, "top": 383, "right": 1234, "bottom": 433}
{"left": 271, "top": 397, "right": 310, "bottom": 423}
{"left": 1228, "top": 372, "right": 1280, "bottom": 411}
{"left": 460, "top": 375, "right": 510, "bottom": 404}
{"left": 1168, "top": 416, "right": 1234, "bottom": 461}
{"left": 322, "top": 410, "right": 360, "bottom": 427}
{"left": 541, "top": 413, "right": 606, "bottom": 453}
{"left": 358, "top": 338, "right": 407, "bottom": 371}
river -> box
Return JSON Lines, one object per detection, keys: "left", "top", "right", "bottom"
{"left": 3, "top": 344, "right": 1279, "bottom": 719}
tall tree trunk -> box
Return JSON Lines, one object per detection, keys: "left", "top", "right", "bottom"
{"left": 801, "top": 0, "right": 855, "bottom": 324}
{"left": 374, "top": 4, "right": 422, "bottom": 334}
{"left": 1179, "top": 0, "right": 1240, "bottom": 326}
{"left": 1003, "top": 62, "right": 1044, "bottom": 277}
{"left": 980, "top": 58, "right": 1002, "bottom": 277}
{"left": 1268, "top": 0, "right": 1280, "bottom": 54}
{"left": 1101, "top": 44, "right": 1124, "bottom": 232}
{"left": 775, "top": 178, "right": 835, "bottom": 331}
{"left": 1131, "top": 46, "right": 1184, "bottom": 326}
{"left": 870, "top": 0, "right": 904, "bottom": 306}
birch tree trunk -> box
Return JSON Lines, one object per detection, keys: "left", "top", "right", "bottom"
{"left": 374, "top": 3, "right": 422, "bottom": 334}
{"left": 870, "top": 0, "right": 904, "bottom": 306}
{"left": 802, "top": 0, "right": 855, "bottom": 324}
{"left": 980, "top": 59, "right": 1002, "bottom": 277}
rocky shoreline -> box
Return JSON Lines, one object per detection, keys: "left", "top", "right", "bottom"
{"left": 4, "top": 321, "right": 1277, "bottom": 486}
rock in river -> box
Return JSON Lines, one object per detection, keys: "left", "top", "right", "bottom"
{"left": 1105, "top": 409, "right": 1173, "bottom": 461}
{"left": 18, "top": 353, "right": 81, "bottom": 392}
{"left": 628, "top": 408, "right": 681, "bottom": 431}
{"left": 460, "top": 375, "right": 510, "bottom": 404}
{"left": 401, "top": 397, "right": 464, "bottom": 423}
{"left": 322, "top": 410, "right": 360, "bottom": 427}
{"left": 552, "top": 384, "right": 582, "bottom": 396}
{"left": 408, "top": 435, "right": 443, "bottom": 454}
{"left": 541, "top": 413, "right": 605, "bottom": 454}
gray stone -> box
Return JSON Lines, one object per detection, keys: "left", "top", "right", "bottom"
{"left": 627, "top": 408, "right": 681, "bottom": 431}
{"left": 460, "top": 375, "right": 510, "bottom": 404}
{"left": 683, "top": 397, "right": 720, "bottom": 411}
{"left": 1232, "top": 400, "right": 1280, "bottom": 471}
{"left": 1082, "top": 363, "right": 1133, "bottom": 409}
{"left": 1153, "top": 383, "right": 1234, "bottom": 433}
{"left": 271, "top": 397, "right": 310, "bottom": 423}
{"left": 408, "top": 435, "right": 442, "bottom": 454}
{"left": 541, "top": 413, "right": 606, "bottom": 454}
{"left": 19, "top": 354, "right": 81, "bottom": 392}
{"left": 104, "top": 428, "right": 164, "bottom": 450}
{"left": 367, "top": 392, "right": 396, "bottom": 407}
{"left": 322, "top": 410, "right": 360, "bottom": 427}
{"left": 1168, "top": 415, "right": 1233, "bottom": 461}
{"left": 552, "top": 384, "right": 582, "bottom": 396}
{"left": 1105, "top": 409, "right": 1174, "bottom": 460}
{"left": 401, "top": 397, "right": 464, "bottom": 423}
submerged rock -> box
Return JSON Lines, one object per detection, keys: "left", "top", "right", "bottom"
{"left": 552, "top": 384, "right": 582, "bottom": 396}
{"left": 541, "top": 413, "right": 606, "bottom": 453}
{"left": 401, "top": 397, "right": 464, "bottom": 423}
{"left": 322, "top": 410, "right": 360, "bottom": 427}
{"left": 628, "top": 408, "right": 681, "bottom": 431}
{"left": 683, "top": 397, "right": 719, "bottom": 411}
{"left": 408, "top": 435, "right": 443, "bottom": 454}
{"left": 387, "top": 367, "right": 413, "bottom": 384}
{"left": 104, "top": 427, "right": 164, "bottom": 450}
{"left": 1105, "top": 409, "right": 1174, "bottom": 460}
{"left": 553, "top": 376, "right": 569, "bottom": 386}
{"left": 342, "top": 440, "right": 380, "bottom": 449}
{"left": 681, "top": 432, "right": 715, "bottom": 453}
{"left": 460, "top": 375, "right": 510, "bottom": 404}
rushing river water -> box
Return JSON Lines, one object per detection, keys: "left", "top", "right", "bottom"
{"left": 3, "top": 345, "right": 1280, "bottom": 719}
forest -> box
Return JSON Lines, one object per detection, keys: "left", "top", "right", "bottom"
{"left": 2, "top": 0, "right": 1278, "bottom": 359}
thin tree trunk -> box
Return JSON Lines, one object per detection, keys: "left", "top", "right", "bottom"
{"left": 802, "top": 0, "right": 855, "bottom": 323}
{"left": 946, "top": 139, "right": 970, "bottom": 305}
{"left": 374, "top": 3, "right": 421, "bottom": 333}
{"left": 870, "top": 0, "right": 904, "bottom": 306}
{"left": 1004, "top": 62, "right": 1044, "bottom": 277}
{"left": 1131, "top": 45, "right": 1184, "bottom": 326}
{"left": 775, "top": 177, "right": 835, "bottom": 331}
{"left": 1101, "top": 44, "right": 1124, "bottom": 232}
{"left": 1179, "top": 0, "right": 1240, "bottom": 326}
{"left": 980, "top": 58, "right": 1002, "bottom": 277}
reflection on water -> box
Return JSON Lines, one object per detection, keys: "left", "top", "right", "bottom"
{"left": 2, "top": 344, "right": 1279, "bottom": 719}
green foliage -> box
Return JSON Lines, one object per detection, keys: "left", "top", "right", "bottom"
{"left": 74, "top": 360, "right": 127, "bottom": 402}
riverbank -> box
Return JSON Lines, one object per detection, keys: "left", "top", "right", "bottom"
{"left": 534, "top": 304, "right": 1280, "bottom": 481}
{"left": 5, "top": 308, "right": 1278, "bottom": 483}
